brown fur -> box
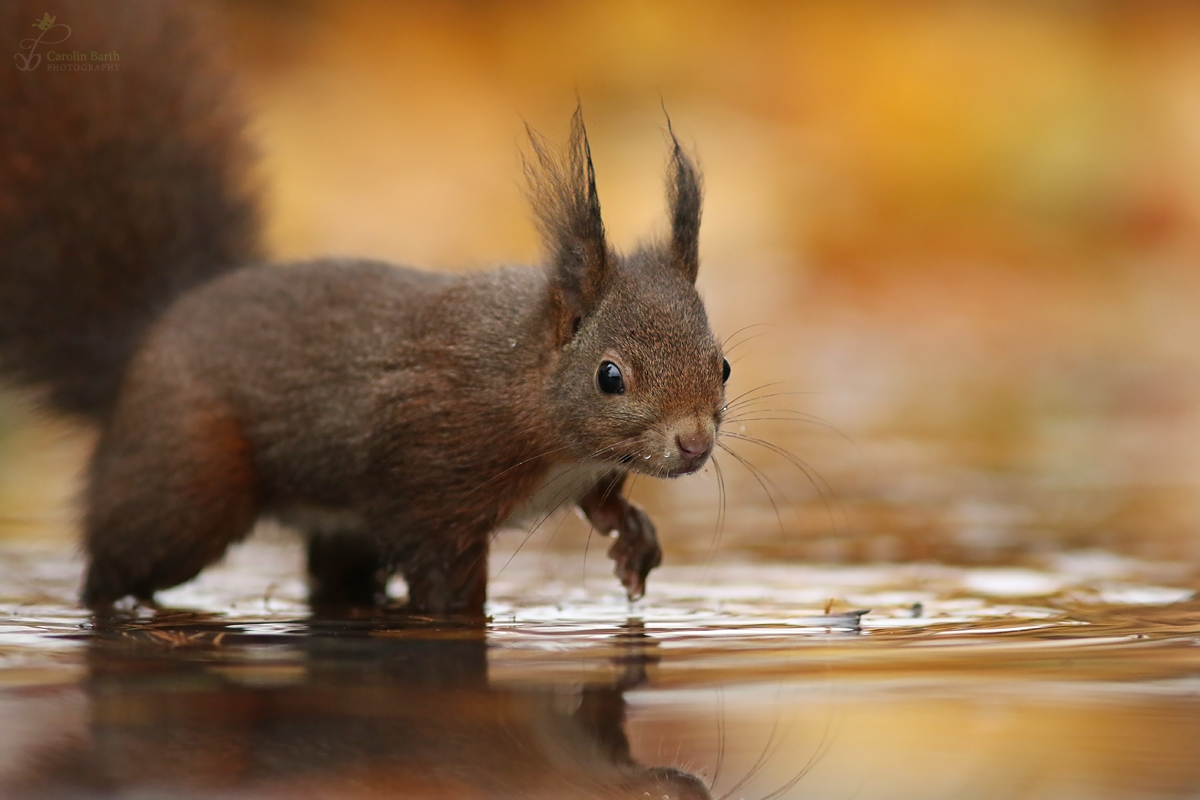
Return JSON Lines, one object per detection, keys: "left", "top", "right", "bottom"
{"left": 1, "top": 3, "right": 727, "bottom": 615}
{"left": 0, "top": 0, "right": 259, "bottom": 418}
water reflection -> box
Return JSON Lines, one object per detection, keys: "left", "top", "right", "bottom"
{"left": 1, "top": 541, "right": 1200, "bottom": 799}
{"left": 6, "top": 615, "right": 709, "bottom": 800}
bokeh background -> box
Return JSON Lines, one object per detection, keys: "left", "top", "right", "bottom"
{"left": 3, "top": 0, "right": 1200, "bottom": 573}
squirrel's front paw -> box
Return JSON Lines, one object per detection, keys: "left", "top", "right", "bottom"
{"left": 606, "top": 504, "right": 662, "bottom": 601}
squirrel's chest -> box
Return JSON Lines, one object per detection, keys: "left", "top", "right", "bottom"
{"left": 506, "top": 460, "right": 613, "bottom": 529}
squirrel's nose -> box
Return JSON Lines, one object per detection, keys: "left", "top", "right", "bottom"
{"left": 675, "top": 430, "right": 713, "bottom": 462}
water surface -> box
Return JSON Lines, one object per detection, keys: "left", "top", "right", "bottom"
{"left": 2, "top": 535, "right": 1197, "bottom": 800}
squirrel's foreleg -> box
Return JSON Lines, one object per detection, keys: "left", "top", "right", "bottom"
{"left": 579, "top": 473, "right": 663, "bottom": 601}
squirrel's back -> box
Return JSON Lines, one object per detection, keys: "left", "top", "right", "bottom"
{"left": 0, "top": 0, "right": 260, "bottom": 420}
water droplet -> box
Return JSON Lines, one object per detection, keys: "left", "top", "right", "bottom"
{"left": 644, "top": 454, "right": 651, "bottom": 460}
{"left": 508, "top": 339, "right": 517, "bottom": 347}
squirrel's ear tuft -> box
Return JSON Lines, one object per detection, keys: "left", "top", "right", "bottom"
{"left": 665, "top": 117, "right": 703, "bottom": 284}
{"left": 525, "top": 105, "right": 610, "bottom": 341}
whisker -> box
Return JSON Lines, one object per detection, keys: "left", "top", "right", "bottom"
{"left": 626, "top": 471, "right": 641, "bottom": 510}
{"left": 719, "top": 439, "right": 794, "bottom": 512}
{"left": 496, "top": 429, "right": 648, "bottom": 572}
{"left": 724, "top": 413, "right": 856, "bottom": 444}
{"left": 489, "top": 432, "right": 649, "bottom": 541}
{"left": 724, "top": 400, "right": 860, "bottom": 444}
{"left": 488, "top": 430, "right": 651, "bottom": 588}
{"left": 709, "top": 688, "right": 727, "bottom": 792}
{"left": 725, "top": 399, "right": 872, "bottom": 472}
{"left": 702, "top": 454, "right": 727, "bottom": 571}
{"left": 724, "top": 389, "right": 820, "bottom": 413}
{"left": 538, "top": 484, "right": 590, "bottom": 559}
{"left": 467, "top": 441, "right": 578, "bottom": 496}
{"left": 493, "top": 466, "right": 601, "bottom": 580}
{"left": 717, "top": 713, "right": 782, "bottom": 800}
{"left": 470, "top": 425, "right": 647, "bottom": 500}
{"left": 725, "top": 399, "right": 825, "bottom": 416}
{"left": 463, "top": 447, "right": 601, "bottom": 589}
{"left": 715, "top": 442, "right": 790, "bottom": 557}
{"left": 759, "top": 711, "right": 837, "bottom": 800}
{"left": 723, "top": 331, "right": 769, "bottom": 357}
{"left": 517, "top": 462, "right": 602, "bottom": 536}
{"left": 580, "top": 471, "right": 626, "bottom": 588}
{"left": 722, "top": 381, "right": 789, "bottom": 410}
{"left": 726, "top": 409, "right": 827, "bottom": 420}
{"left": 720, "top": 322, "right": 774, "bottom": 349}
{"left": 723, "top": 431, "right": 831, "bottom": 494}
{"left": 722, "top": 432, "right": 842, "bottom": 534}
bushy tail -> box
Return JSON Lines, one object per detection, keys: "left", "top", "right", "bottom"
{"left": 0, "top": 0, "right": 261, "bottom": 420}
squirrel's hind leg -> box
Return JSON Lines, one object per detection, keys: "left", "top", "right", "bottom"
{"left": 81, "top": 399, "right": 258, "bottom": 608}
{"left": 398, "top": 533, "right": 489, "bottom": 618}
{"left": 305, "top": 531, "right": 390, "bottom": 608}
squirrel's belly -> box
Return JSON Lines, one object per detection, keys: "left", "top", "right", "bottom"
{"left": 269, "top": 503, "right": 365, "bottom": 536}
{"left": 506, "top": 460, "right": 613, "bottom": 530}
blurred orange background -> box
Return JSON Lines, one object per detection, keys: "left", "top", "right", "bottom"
{"left": 3, "top": 0, "right": 1200, "bottom": 570}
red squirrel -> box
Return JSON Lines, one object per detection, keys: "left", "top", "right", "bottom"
{"left": 0, "top": 1, "right": 728, "bottom": 615}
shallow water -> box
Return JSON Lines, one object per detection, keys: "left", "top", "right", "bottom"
{"left": 1, "top": 534, "right": 1198, "bottom": 800}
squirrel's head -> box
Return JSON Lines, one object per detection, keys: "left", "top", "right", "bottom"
{"left": 528, "top": 107, "right": 727, "bottom": 478}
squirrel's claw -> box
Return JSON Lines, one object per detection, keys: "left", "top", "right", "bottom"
{"left": 606, "top": 504, "right": 662, "bottom": 601}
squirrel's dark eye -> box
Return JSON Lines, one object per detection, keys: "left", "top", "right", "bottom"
{"left": 597, "top": 361, "right": 625, "bottom": 395}
{"left": 721, "top": 358, "right": 731, "bottom": 384}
